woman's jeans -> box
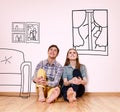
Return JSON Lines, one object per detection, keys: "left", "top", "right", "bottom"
{"left": 61, "top": 69, "right": 85, "bottom": 101}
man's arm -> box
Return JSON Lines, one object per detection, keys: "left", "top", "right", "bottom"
{"left": 47, "top": 66, "right": 63, "bottom": 87}
{"left": 32, "top": 61, "right": 43, "bottom": 83}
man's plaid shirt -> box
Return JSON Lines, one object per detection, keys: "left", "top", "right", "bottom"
{"left": 33, "top": 59, "right": 63, "bottom": 87}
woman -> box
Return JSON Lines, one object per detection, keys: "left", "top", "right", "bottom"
{"left": 61, "top": 48, "right": 87, "bottom": 102}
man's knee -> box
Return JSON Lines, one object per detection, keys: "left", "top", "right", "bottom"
{"left": 37, "top": 68, "right": 46, "bottom": 79}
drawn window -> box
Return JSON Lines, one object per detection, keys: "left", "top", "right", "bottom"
{"left": 72, "top": 9, "right": 108, "bottom": 56}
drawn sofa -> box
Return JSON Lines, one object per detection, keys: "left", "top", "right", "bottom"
{"left": 0, "top": 48, "right": 32, "bottom": 97}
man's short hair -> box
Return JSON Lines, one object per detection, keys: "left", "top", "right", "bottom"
{"left": 48, "top": 44, "right": 59, "bottom": 54}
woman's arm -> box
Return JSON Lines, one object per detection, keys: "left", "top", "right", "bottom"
{"left": 67, "top": 77, "right": 87, "bottom": 85}
{"left": 79, "top": 77, "right": 87, "bottom": 85}
{"left": 63, "top": 78, "right": 73, "bottom": 86}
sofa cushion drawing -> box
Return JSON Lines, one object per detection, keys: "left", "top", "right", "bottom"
{"left": 0, "top": 48, "right": 32, "bottom": 97}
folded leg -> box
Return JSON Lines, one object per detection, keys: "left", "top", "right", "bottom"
{"left": 46, "top": 87, "right": 60, "bottom": 103}
{"left": 67, "top": 87, "right": 76, "bottom": 103}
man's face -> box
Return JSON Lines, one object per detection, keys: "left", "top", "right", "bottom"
{"left": 48, "top": 47, "right": 58, "bottom": 59}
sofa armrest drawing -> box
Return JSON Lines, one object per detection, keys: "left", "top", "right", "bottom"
{"left": 20, "top": 61, "right": 32, "bottom": 97}
{"left": 0, "top": 48, "right": 32, "bottom": 97}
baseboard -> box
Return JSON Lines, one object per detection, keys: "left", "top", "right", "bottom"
{"left": 85, "top": 92, "right": 120, "bottom": 96}
{"left": 0, "top": 92, "right": 20, "bottom": 96}
{"left": 0, "top": 92, "right": 30, "bottom": 97}
{"left": 0, "top": 92, "right": 120, "bottom": 97}
{"left": 31, "top": 92, "right": 120, "bottom": 96}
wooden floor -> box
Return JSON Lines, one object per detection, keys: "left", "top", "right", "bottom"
{"left": 0, "top": 94, "right": 120, "bottom": 112}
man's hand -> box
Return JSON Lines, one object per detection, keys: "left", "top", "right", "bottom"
{"left": 37, "top": 77, "right": 47, "bottom": 86}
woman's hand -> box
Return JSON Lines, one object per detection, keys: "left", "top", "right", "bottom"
{"left": 70, "top": 77, "right": 82, "bottom": 85}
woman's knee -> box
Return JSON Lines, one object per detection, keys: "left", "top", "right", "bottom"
{"left": 73, "top": 69, "right": 83, "bottom": 79}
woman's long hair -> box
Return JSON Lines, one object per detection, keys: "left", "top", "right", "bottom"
{"left": 64, "top": 48, "right": 80, "bottom": 69}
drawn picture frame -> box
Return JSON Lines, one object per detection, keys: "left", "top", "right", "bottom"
{"left": 26, "top": 22, "right": 40, "bottom": 43}
{"left": 12, "top": 22, "right": 25, "bottom": 32}
{"left": 12, "top": 33, "right": 25, "bottom": 43}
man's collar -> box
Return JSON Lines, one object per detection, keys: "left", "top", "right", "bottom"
{"left": 45, "top": 59, "right": 56, "bottom": 66}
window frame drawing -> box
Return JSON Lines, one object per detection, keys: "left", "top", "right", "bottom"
{"left": 72, "top": 9, "right": 108, "bottom": 56}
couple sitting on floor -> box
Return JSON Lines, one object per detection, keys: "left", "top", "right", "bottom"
{"left": 33, "top": 45, "right": 87, "bottom": 103}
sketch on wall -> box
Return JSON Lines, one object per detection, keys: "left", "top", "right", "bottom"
{"left": 12, "top": 22, "right": 40, "bottom": 43}
{"left": 26, "top": 22, "right": 40, "bottom": 43}
{"left": 0, "top": 48, "right": 32, "bottom": 97}
{"left": 12, "top": 33, "right": 26, "bottom": 43}
{"left": 72, "top": 9, "right": 108, "bottom": 56}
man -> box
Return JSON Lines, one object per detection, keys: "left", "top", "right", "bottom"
{"left": 33, "top": 45, "right": 63, "bottom": 103}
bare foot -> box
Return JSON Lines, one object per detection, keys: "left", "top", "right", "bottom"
{"left": 38, "top": 96, "right": 45, "bottom": 102}
{"left": 38, "top": 87, "right": 45, "bottom": 102}
{"left": 67, "top": 87, "right": 76, "bottom": 103}
{"left": 46, "top": 87, "right": 60, "bottom": 103}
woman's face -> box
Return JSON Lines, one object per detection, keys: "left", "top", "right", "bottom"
{"left": 67, "top": 49, "right": 78, "bottom": 60}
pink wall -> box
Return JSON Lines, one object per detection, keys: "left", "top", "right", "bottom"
{"left": 0, "top": 0, "right": 120, "bottom": 92}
